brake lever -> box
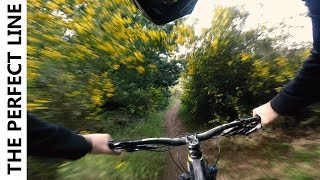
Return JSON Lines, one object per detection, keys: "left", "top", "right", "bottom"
{"left": 136, "top": 145, "right": 158, "bottom": 150}
{"left": 108, "top": 141, "right": 158, "bottom": 152}
{"left": 244, "top": 123, "right": 262, "bottom": 136}
{"left": 221, "top": 122, "right": 262, "bottom": 136}
{"left": 221, "top": 126, "right": 239, "bottom": 136}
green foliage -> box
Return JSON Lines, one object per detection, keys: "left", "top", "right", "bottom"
{"left": 181, "top": 7, "right": 307, "bottom": 124}
{"left": 28, "top": 157, "right": 62, "bottom": 179}
{"left": 27, "top": 0, "right": 188, "bottom": 129}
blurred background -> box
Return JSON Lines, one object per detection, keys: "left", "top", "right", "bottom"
{"left": 27, "top": 0, "right": 320, "bottom": 179}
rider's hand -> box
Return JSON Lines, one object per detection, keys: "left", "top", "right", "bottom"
{"left": 82, "top": 134, "right": 122, "bottom": 155}
{"left": 253, "top": 101, "right": 279, "bottom": 126}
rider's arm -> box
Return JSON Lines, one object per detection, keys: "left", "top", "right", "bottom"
{"left": 27, "top": 114, "right": 121, "bottom": 159}
{"left": 27, "top": 113, "right": 92, "bottom": 159}
{"left": 270, "top": 0, "right": 320, "bottom": 115}
{"left": 253, "top": 0, "right": 320, "bottom": 125}
{"left": 270, "top": 52, "right": 320, "bottom": 115}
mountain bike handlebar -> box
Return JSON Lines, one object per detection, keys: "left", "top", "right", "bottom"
{"left": 109, "top": 116, "right": 261, "bottom": 151}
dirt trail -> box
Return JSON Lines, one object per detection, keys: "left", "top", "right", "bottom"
{"left": 163, "top": 100, "right": 188, "bottom": 180}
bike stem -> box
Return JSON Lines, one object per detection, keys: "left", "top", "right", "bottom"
{"left": 187, "top": 135, "right": 202, "bottom": 159}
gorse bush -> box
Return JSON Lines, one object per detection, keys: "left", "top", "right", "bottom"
{"left": 181, "top": 7, "right": 308, "bottom": 124}
{"left": 27, "top": 0, "right": 190, "bottom": 129}
{"left": 27, "top": 0, "right": 191, "bottom": 178}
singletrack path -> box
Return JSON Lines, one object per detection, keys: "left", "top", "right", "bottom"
{"left": 163, "top": 100, "right": 188, "bottom": 180}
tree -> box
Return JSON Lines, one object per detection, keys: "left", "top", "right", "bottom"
{"left": 181, "top": 7, "right": 305, "bottom": 124}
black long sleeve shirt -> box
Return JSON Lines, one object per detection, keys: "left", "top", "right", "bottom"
{"left": 270, "top": 0, "right": 320, "bottom": 115}
{"left": 27, "top": 114, "right": 92, "bottom": 160}
{"left": 270, "top": 53, "right": 320, "bottom": 115}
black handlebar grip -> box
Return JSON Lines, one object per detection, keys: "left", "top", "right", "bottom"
{"left": 244, "top": 115, "right": 261, "bottom": 123}
{"left": 108, "top": 141, "right": 115, "bottom": 149}
{"left": 254, "top": 115, "right": 261, "bottom": 121}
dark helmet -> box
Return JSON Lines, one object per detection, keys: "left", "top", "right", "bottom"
{"left": 133, "top": 0, "right": 198, "bottom": 25}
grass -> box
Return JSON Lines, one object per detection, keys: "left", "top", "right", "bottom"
{"left": 194, "top": 129, "right": 320, "bottom": 180}
{"left": 56, "top": 110, "right": 168, "bottom": 180}
{"left": 177, "top": 110, "right": 320, "bottom": 180}
{"left": 283, "top": 167, "right": 314, "bottom": 180}
{"left": 293, "top": 147, "right": 320, "bottom": 164}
